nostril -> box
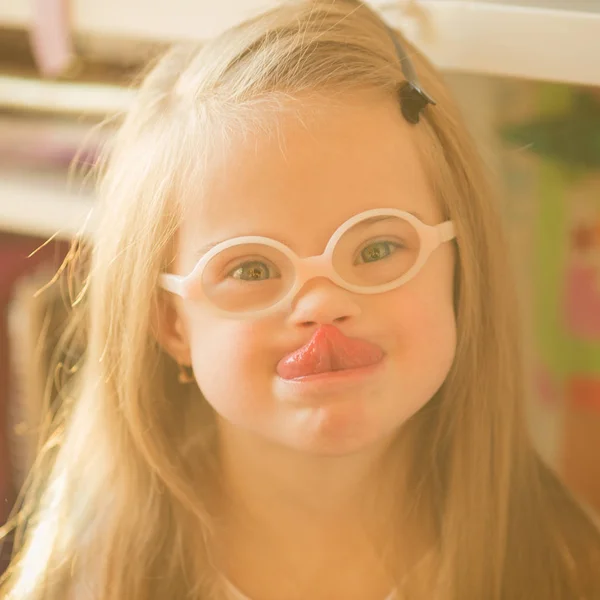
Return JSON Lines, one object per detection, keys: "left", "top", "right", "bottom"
{"left": 300, "top": 316, "right": 349, "bottom": 328}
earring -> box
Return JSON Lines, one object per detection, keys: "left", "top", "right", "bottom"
{"left": 177, "top": 362, "right": 195, "bottom": 384}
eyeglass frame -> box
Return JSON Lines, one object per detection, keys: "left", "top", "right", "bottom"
{"left": 159, "top": 207, "right": 456, "bottom": 320}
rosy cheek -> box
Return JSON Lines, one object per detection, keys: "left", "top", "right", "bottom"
{"left": 188, "top": 316, "right": 274, "bottom": 407}
{"left": 224, "top": 321, "right": 273, "bottom": 366}
{"left": 374, "top": 281, "right": 455, "bottom": 355}
{"left": 195, "top": 325, "right": 255, "bottom": 375}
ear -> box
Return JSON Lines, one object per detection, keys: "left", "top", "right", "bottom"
{"left": 150, "top": 291, "right": 192, "bottom": 366}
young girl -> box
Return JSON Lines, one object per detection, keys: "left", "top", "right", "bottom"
{"left": 1, "top": 1, "right": 599, "bottom": 598}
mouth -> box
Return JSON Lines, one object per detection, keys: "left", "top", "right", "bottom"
{"left": 276, "top": 324, "right": 384, "bottom": 381}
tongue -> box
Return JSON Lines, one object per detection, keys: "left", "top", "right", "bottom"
{"left": 276, "top": 324, "right": 384, "bottom": 380}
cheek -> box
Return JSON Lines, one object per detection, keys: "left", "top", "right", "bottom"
{"left": 377, "top": 250, "right": 456, "bottom": 401}
{"left": 387, "top": 245, "right": 454, "bottom": 335}
{"left": 395, "top": 282, "right": 455, "bottom": 344}
{"left": 384, "top": 292, "right": 455, "bottom": 380}
{"left": 184, "top": 313, "right": 273, "bottom": 421}
{"left": 398, "top": 297, "right": 456, "bottom": 375}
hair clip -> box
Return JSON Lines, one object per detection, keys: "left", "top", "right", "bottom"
{"left": 399, "top": 81, "right": 436, "bottom": 125}
{"left": 386, "top": 26, "right": 436, "bottom": 124}
{"left": 345, "top": 1, "right": 434, "bottom": 124}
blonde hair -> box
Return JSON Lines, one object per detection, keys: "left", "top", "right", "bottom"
{"left": 2, "top": 1, "right": 599, "bottom": 598}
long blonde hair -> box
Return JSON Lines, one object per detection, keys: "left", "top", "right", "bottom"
{"left": 1, "top": 1, "right": 599, "bottom": 598}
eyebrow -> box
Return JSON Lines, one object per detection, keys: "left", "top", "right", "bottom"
{"left": 193, "top": 211, "right": 424, "bottom": 260}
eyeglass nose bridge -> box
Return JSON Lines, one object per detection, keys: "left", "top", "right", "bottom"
{"left": 294, "top": 253, "right": 337, "bottom": 288}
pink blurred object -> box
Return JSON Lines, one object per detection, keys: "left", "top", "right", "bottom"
{"left": 0, "top": 116, "right": 103, "bottom": 171}
{"left": 536, "top": 364, "right": 561, "bottom": 407}
{"left": 563, "top": 264, "right": 600, "bottom": 339}
{"left": 29, "top": 0, "right": 74, "bottom": 77}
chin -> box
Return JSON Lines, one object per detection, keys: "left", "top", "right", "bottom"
{"left": 288, "top": 430, "right": 397, "bottom": 458}
{"left": 281, "top": 403, "right": 399, "bottom": 457}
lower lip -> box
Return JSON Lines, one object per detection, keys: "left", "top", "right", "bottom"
{"left": 276, "top": 360, "right": 384, "bottom": 396}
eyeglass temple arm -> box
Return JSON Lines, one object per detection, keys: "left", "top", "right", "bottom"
{"left": 159, "top": 273, "right": 184, "bottom": 296}
{"left": 438, "top": 221, "right": 455, "bottom": 243}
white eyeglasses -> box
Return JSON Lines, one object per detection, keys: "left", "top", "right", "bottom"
{"left": 159, "top": 207, "right": 455, "bottom": 320}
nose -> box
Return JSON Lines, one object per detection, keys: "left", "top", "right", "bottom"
{"left": 286, "top": 277, "right": 361, "bottom": 328}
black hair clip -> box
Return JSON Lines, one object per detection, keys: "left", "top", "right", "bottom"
{"left": 399, "top": 81, "right": 436, "bottom": 125}
{"left": 387, "top": 26, "right": 436, "bottom": 124}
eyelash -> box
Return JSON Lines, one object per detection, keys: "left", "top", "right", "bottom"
{"left": 227, "top": 260, "right": 280, "bottom": 281}
{"left": 354, "top": 239, "right": 403, "bottom": 265}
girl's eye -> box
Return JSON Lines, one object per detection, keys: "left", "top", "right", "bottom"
{"left": 356, "top": 241, "right": 400, "bottom": 264}
{"left": 228, "top": 261, "right": 279, "bottom": 281}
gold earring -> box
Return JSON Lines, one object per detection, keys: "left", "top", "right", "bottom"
{"left": 177, "top": 362, "right": 195, "bottom": 384}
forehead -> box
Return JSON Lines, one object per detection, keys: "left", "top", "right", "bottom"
{"left": 179, "top": 92, "right": 439, "bottom": 255}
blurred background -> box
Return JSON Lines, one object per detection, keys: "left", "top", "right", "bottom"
{"left": 0, "top": 0, "right": 599, "bottom": 572}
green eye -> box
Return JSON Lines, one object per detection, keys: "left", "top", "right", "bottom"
{"left": 229, "top": 261, "right": 275, "bottom": 281}
{"left": 357, "top": 241, "right": 399, "bottom": 264}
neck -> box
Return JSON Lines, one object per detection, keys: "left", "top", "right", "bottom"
{"left": 211, "top": 423, "right": 419, "bottom": 600}
{"left": 218, "top": 422, "right": 396, "bottom": 518}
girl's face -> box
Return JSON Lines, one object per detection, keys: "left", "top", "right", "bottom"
{"left": 167, "top": 93, "right": 456, "bottom": 456}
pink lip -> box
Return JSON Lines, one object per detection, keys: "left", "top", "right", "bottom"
{"left": 276, "top": 324, "right": 384, "bottom": 381}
